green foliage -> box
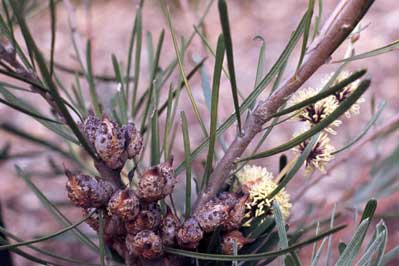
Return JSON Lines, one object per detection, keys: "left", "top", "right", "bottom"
{"left": 0, "top": 0, "right": 396, "bottom": 265}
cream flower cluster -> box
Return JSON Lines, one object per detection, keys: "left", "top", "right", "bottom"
{"left": 289, "top": 71, "right": 364, "bottom": 173}
{"left": 235, "top": 165, "right": 292, "bottom": 226}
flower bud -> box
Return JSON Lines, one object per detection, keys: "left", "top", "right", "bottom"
{"left": 65, "top": 170, "right": 113, "bottom": 208}
{"left": 221, "top": 230, "right": 253, "bottom": 255}
{"left": 108, "top": 188, "right": 140, "bottom": 221}
{"left": 94, "top": 117, "right": 127, "bottom": 169}
{"left": 126, "top": 230, "right": 163, "bottom": 259}
{"left": 160, "top": 207, "right": 181, "bottom": 246}
{"left": 125, "top": 202, "right": 161, "bottom": 234}
{"left": 176, "top": 218, "right": 204, "bottom": 249}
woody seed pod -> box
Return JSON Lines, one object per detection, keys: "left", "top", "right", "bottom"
{"left": 220, "top": 230, "right": 253, "bottom": 255}
{"left": 122, "top": 122, "right": 143, "bottom": 158}
{"left": 108, "top": 188, "right": 140, "bottom": 221}
{"left": 176, "top": 218, "right": 204, "bottom": 249}
{"left": 126, "top": 230, "right": 163, "bottom": 259}
{"left": 220, "top": 193, "right": 249, "bottom": 231}
{"left": 137, "top": 158, "right": 176, "bottom": 202}
{"left": 125, "top": 202, "right": 161, "bottom": 234}
{"left": 160, "top": 207, "right": 181, "bottom": 246}
{"left": 80, "top": 113, "right": 101, "bottom": 145}
{"left": 95, "top": 117, "right": 127, "bottom": 169}
{"left": 194, "top": 199, "right": 230, "bottom": 233}
{"left": 82, "top": 209, "right": 126, "bottom": 245}
{"left": 65, "top": 170, "right": 114, "bottom": 208}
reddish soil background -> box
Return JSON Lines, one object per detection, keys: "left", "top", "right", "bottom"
{"left": 0, "top": 0, "right": 398, "bottom": 265}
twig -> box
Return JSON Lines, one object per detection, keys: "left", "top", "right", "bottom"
{"left": 292, "top": 113, "right": 399, "bottom": 201}
{"left": 194, "top": 0, "right": 375, "bottom": 210}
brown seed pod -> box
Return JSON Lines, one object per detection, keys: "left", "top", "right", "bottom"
{"left": 126, "top": 230, "right": 163, "bottom": 259}
{"left": 176, "top": 218, "right": 204, "bottom": 249}
{"left": 122, "top": 122, "right": 143, "bottom": 158}
{"left": 137, "top": 167, "right": 165, "bottom": 202}
{"left": 82, "top": 208, "right": 99, "bottom": 231}
{"left": 65, "top": 170, "right": 114, "bottom": 208}
{"left": 220, "top": 230, "right": 254, "bottom": 255}
{"left": 108, "top": 188, "right": 140, "bottom": 221}
{"left": 125, "top": 202, "right": 161, "bottom": 234}
{"left": 158, "top": 157, "right": 176, "bottom": 196}
{"left": 81, "top": 209, "right": 126, "bottom": 245}
{"left": 80, "top": 112, "right": 101, "bottom": 145}
{"left": 220, "top": 193, "right": 249, "bottom": 231}
{"left": 160, "top": 206, "right": 181, "bottom": 246}
{"left": 194, "top": 198, "right": 230, "bottom": 233}
{"left": 94, "top": 117, "right": 127, "bottom": 169}
{"left": 137, "top": 159, "right": 176, "bottom": 202}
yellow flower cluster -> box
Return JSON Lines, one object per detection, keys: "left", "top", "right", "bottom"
{"left": 236, "top": 165, "right": 292, "bottom": 226}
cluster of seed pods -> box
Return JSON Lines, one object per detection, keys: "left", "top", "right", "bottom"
{"left": 66, "top": 114, "right": 253, "bottom": 263}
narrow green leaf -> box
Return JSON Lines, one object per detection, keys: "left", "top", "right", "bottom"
{"left": 140, "top": 30, "right": 164, "bottom": 133}
{"left": 272, "top": 69, "right": 367, "bottom": 118}
{"left": 310, "top": 238, "right": 327, "bottom": 266}
{"left": 375, "top": 222, "right": 388, "bottom": 266}
{"left": 297, "top": 0, "right": 315, "bottom": 68}
{"left": 332, "top": 40, "right": 399, "bottom": 63}
{"left": 336, "top": 219, "right": 370, "bottom": 266}
{"left": 253, "top": 36, "right": 266, "bottom": 97}
{"left": 332, "top": 101, "right": 385, "bottom": 155}
{"left": 9, "top": 0, "right": 97, "bottom": 159}
{"left": 131, "top": 4, "right": 143, "bottom": 116}
{"left": 181, "top": 111, "right": 191, "bottom": 219}
{"left": 0, "top": 13, "right": 32, "bottom": 68}
{"left": 125, "top": 10, "right": 137, "bottom": 100}
{"left": 268, "top": 133, "right": 319, "bottom": 199}
{"left": 0, "top": 236, "right": 54, "bottom": 265}
{"left": 161, "top": 0, "right": 208, "bottom": 137}
{"left": 15, "top": 166, "right": 99, "bottom": 252}
{"left": 202, "top": 34, "right": 225, "bottom": 188}
{"left": 285, "top": 252, "right": 302, "bottom": 266}
{"left": 239, "top": 79, "right": 370, "bottom": 162}
{"left": 150, "top": 82, "right": 160, "bottom": 165}
{"left": 162, "top": 85, "right": 174, "bottom": 161}
{"left": 146, "top": 31, "right": 154, "bottom": 75}
{"left": 218, "top": 0, "right": 241, "bottom": 133}
{"left": 0, "top": 226, "right": 102, "bottom": 266}
{"left": 86, "top": 40, "right": 101, "bottom": 117}
{"left": 165, "top": 224, "right": 346, "bottom": 261}
{"left": 0, "top": 210, "right": 95, "bottom": 251}
{"left": 112, "top": 54, "right": 128, "bottom": 124}
{"left": 326, "top": 204, "right": 337, "bottom": 266}
{"left": 312, "top": 0, "right": 323, "bottom": 39}
{"left": 176, "top": 12, "right": 307, "bottom": 175}
{"left": 273, "top": 201, "right": 288, "bottom": 265}
{"left": 355, "top": 231, "right": 385, "bottom": 266}
{"left": 381, "top": 245, "right": 399, "bottom": 266}
{"left": 98, "top": 210, "right": 105, "bottom": 266}
{"left": 49, "top": 0, "right": 56, "bottom": 78}
{"left": 0, "top": 98, "right": 61, "bottom": 124}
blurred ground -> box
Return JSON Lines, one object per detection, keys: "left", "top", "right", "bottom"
{"left": 0, "top": 0, "right": 398, "bottom": 265}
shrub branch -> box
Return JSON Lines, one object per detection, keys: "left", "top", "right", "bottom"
{"left": 194, "top": 0, "right": 375, "bottom": 210}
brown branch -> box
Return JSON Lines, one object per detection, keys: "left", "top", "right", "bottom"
{"left": 194, "top": 0, "right": 375, "bottom": 210}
